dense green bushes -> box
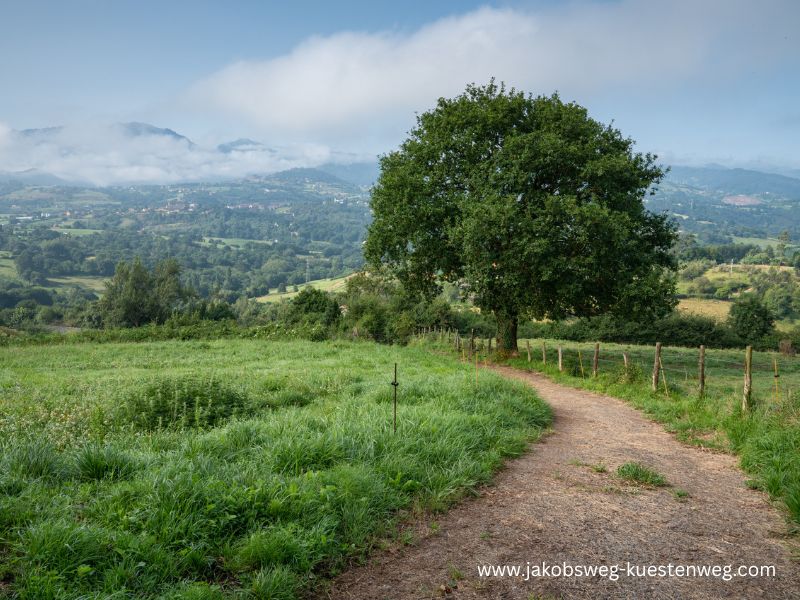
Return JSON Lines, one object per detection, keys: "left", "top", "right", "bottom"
{"left": 523, "top": 313, "right": 742, "bottom": 348}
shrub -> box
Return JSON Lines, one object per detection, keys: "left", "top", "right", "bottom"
{"left": 728, "top": 295, "right": 775, "bottom": 343}
{"left": 117, "top": 376, "right": 250, "bottom": 430}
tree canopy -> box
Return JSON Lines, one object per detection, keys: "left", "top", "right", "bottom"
{"left": 98, "top": 258, "right": 193, "bottom": 327}
{"left": 365, "top": 82, "right": 677, "bottom": 353}
{"left": 728, "top": 295, "right": 775, "bottom": 342}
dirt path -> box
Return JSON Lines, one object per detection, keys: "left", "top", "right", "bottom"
{"left": 327, "top": 366, "right": 799, "bottom": 599}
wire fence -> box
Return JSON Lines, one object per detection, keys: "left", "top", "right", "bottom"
{"left": 414, "top": 327, "right": 800, "bottom": 407}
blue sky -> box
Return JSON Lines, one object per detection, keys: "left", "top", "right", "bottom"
{"left": 0, "top": 0, "right": 798, "bottom": 183}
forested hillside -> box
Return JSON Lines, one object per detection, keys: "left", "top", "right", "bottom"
{"left": 0, "top": 169, "right": 370, "bottom": 306}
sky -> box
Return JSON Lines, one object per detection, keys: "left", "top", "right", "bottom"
{"left": 0, "top": 0, "right": 798, "bottom": 184}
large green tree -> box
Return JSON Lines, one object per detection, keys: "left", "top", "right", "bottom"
{"left": 365, "top": 82, "right": 677, "bottom": 354}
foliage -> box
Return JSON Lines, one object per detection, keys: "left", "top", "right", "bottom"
{"left": 728, "top": 295, "right": 776, "bottom": 343}
{"left": 97, "top": 258, "right": 193, "bottom": 327}
{"left": 0, "top": 168, "right": 368, "bottom": 306}
{"left": 289, "top": 287, "right": 341, "bottom": 327}
{"left": 366, "top": 82, "right": 677, "bottom": 352}
{"left": 117, "top": 376, "right": 251, "bottom": 430}
{"left": 523, "top": 312, "right": 745, "bottom": 349}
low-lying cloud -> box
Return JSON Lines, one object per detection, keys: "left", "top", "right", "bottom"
{"left": 0, "top": 124, "right": 336, "bottom": 186}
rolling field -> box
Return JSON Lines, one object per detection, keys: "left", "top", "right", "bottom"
{"left": 46, "top": 275, "right": 108, "bottom": 294}
{"left": 255, "top": 275, "right": 351, "bottom": 303}
{"left": 0, "top": 255, "right": 107, "bottom": 293}
{"left": 676, "top": 297, "right": 731, "bottom": 320}
{"left": 0, "top": 256, "right": 17, "bottom": 279}
{"left": 199, "top": 237, "right": 274, "bottom": 248}
{"left": 0, "top": 339, "right": 550, "bottom": 599}
{"left": 50, "top": 227, "right": 103, "bottom": 236}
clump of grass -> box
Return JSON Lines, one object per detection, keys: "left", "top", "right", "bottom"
{"left": 75, "top": 444, "right": 138, "bottom": 481}
{"left": 673, "top": 488, "right": 690, "bottom": 501}
{"left": 612, "top": 362, "right": 644, "bottom": 385}
{"left": 117, "top": 375, "right": 250, "bottom": 430}
{"left": 6, "top": 440, "right": 66, "bottom": 481}
{"left": 250, "top": 565, "right": 300, "bottom": 600}
{"left": 616, "top": 462, "right": 668, "bottom": 487}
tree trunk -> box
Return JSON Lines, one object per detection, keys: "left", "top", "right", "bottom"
{"left": 495, "top": 312, "right": 519, "bottom": 357}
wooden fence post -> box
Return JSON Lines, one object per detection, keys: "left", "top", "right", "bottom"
{"left": 659, "top": 356, "right": 669, "bottom": 396}
{"left": 542, "top": 342, "right": 547, "bottom": 365}
{"left": 578, "top": 351, "right": 586, "bottom": 379}
{"left": 558, "top": 345, "right": 563, "bottom": 372}
{"left": 774, "top": 357, "right": 780, "bottom": 404}
{"left": 652, "top": 342, "right": 662, "bottom": 392}
{"left": 526, "top": 340, "right": 531, "bottom": 362}
{"left": 469, "top": 329, "right": 475, "bottom": 359}
{"left": 592, "top": 342, "right": 600, "bottom": 377}
{"left": 743, "top": 345, "right": 753, "bottom": 411}
{"left": 698, "top": 345, "right": 705, "bottom": 397}
{"left": 623, "top": 352, "right": 629, "bottom": 369}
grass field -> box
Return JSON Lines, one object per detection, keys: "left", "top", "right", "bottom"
{"left": 50, "top": 227, "right": 103, "bottom": 236}
{"left": 439, "top": 335, "right": 800, "bottom": 526}
{"left": 0, "top": 256, "right": 17, "bottom": 279}
{"left": 678, "top": 263, "right": 799, "bottom": 330}
{"left": 0, "top": 255, "right": 107, "bottom": 293}
{"left": 0, "top": 339, "right": 550, "bottom": 599}
{"left": 200, "top": 237, "right": 274, "bottom": 249}
{"left": 46, "top": 275, "right": 108, "bottom": 294}
{"left": 732, "top": 236, "right": 800, "bottom": 254}
{"left": 255, "top": 275, "right": 351, "bottom": 303}
{"left": 677, "top": 297, "right": 731, "bottom": 321}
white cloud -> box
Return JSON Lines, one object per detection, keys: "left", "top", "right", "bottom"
{"left": 188, "top": 0, "right": 790, "bottom": 139}
{"left": 2, "top": 0, "right": 797, "bottom": 183}
{"left": 0, "top": 122, "right": 11, "bottom": 149}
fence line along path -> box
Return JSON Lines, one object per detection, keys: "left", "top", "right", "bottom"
{"left": 327, "top": 364, "right": 799, "bottom": 600}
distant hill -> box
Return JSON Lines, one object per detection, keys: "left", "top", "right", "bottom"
{"left": 0, "top": 168, "right": 69, "bottom": 185}
{"left": 317, "top": 161, "right": 380, "bottom": 188}
{"left": 650, "top": 165, "right": 800, "bottom": 240}
{"left": 115, "top": 122, "right": 195, "bottom": 146}
{"left": 268, "top": 167, "right": 358, "bottom": 190}
{"left": 666, "top": 166, "right": 800, "bottom": 198}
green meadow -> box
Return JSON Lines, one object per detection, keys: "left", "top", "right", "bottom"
{"left": 0, "top": 339, "right": 550, "bottom": 599}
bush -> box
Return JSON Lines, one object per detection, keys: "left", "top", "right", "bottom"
{"left": 117, "top": 376, "right": 250, "bottom": 430}
{"left": 523, "top": 312, "right": 743, "bottom": 349}
{"left": 728, "top": 295, "right": 775, "bottom": 343}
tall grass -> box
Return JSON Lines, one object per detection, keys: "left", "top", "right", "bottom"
{"left": 0, "top": 339, "right": 550, "bottom": 598}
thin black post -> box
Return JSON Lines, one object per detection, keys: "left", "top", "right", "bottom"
{"left": 392, "top": 362, "right": 399, "bottom": 433}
